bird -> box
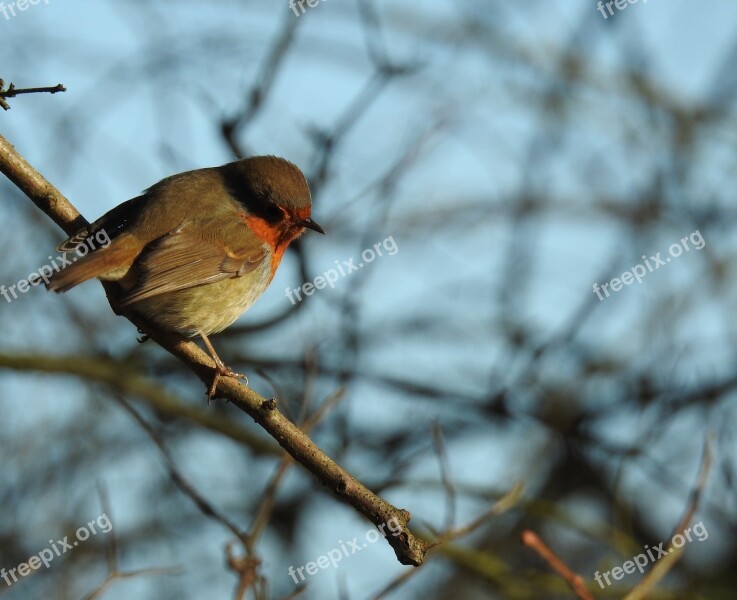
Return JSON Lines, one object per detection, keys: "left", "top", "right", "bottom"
{"left": 46, "top": 156, "right": 324, "bottom": 399}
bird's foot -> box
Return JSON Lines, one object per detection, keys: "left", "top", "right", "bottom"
{"left": 207, "top": 359, "right": 248, "bottom": 404}
{"left": 199, "top": 331, "right": 248, "bottom": 403}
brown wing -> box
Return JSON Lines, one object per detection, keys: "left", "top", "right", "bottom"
{"left": 58, "top": 195, "right": 147, "bottom": 252}
{"left": 119, "top": 223, "right": 266, "bottom": 307}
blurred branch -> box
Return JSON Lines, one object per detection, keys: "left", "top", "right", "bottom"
{"left": 84, "top": 481, "right": 181, "bottom": 600}
{"left": 248, "top": 386, "right": 345, "bottom": 544}
{"left": 0, "top": 352, "right": 277, "bottom": 455}
{"left": 431, "top": 422, "right": 456, "bottom": 532}
{"left": 221, "top": 11, "right": 300, "bottom": 157}
{"left": 118, "top": 398, "right": 266, "bottom": 600}
{"left": 623, "top": 433, "right": 714, "bottom": 600}
{"left": 371, "top": 482, "right": 524, "bottom": 600}
{"left": 83, "top": 566, "right": 183, "bottom": 600}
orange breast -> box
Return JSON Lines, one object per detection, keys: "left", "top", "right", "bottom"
{"left": 242, "top": 214, "right": 290, "bottom": 277}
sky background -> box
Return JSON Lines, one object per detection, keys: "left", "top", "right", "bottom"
{"left": 1, "top": 1, "right": 735, "bottom": 599}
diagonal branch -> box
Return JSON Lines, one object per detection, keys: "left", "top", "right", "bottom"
{"left": 521, "top": 530, "right": 596, "bottom": 600}
{"left": 0, "top": 132, "right": 427, "bottom": 567}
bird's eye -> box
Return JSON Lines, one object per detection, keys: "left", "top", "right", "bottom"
{"left": 260, "top": 202, "right": 283, "bottom": 224}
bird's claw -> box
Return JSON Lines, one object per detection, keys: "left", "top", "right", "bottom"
{"left": 207, "top": 362, "right": 248, "bottom": 404}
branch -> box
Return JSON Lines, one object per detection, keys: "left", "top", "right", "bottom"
{"left": 622, "top": 433, "right": 714, "bottom": 600}
{"left": 521, "top": 530, "right": 596, "bottom": 600}
{"left": 0, "top": 80, "right": 66, "bottom": 110}
{"left": 83, "top": 566, "right": 183, "bottom": 600}
{"left": 0, "top": 352, "right": 278, "bottom": 455}
{"left": 0, "top": 133, "right": 427, "bottom": 567}
{"left": 370, "top": 483, "right": 525, "bottom": 600}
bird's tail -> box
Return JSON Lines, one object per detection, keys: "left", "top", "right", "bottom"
{"left": 46, "top": 235, "right": 140, "bottom": 293}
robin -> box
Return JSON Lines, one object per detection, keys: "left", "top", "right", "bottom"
{"left": 46, "top": 156, "right": 324, "bottom": 399}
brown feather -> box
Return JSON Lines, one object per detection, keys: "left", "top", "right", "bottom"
{"left": 46, "top": 235, "right": 142, "bottom": 293}
{"left": 118, "top": 224, "right": 267, "bottom": 307}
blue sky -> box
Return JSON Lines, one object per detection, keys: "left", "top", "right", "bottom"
{"left": 1, "top": 1, "right": 735, "bottom": 598}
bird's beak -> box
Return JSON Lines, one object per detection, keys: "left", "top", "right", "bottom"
{"left": 299, "top": 217, "right": 325, "bottom": 234}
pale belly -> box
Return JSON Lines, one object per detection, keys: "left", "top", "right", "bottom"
{"left": 129, "top": 260, "right": 273, "bottom": 336}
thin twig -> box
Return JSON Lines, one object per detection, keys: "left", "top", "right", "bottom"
{"left": 431, "top": 422, "right": 456, "bottom": 532}
{"left": 370, "top": 483, "right": 524, "bottom": 600}
{"left": 118, "top": 397, "right": 268, "bottom": 599}
{"left": 521, "top": 530, "right": 596, "bottom": 600}
{"left": 83, "top": 566, "right": 183, "bottom": 600}
{"left": 95, "top": 483, "right": 118, "bottom": 574}
{"left": 120, "top": 398, "right": 248, "bottom": 542}
{"left": 0, "top": 80, "right": 66, "bottom": 110}
{"left": 622, "top": 433, "right": 714, "bottom": 600}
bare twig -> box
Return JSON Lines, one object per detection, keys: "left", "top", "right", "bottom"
{"left": 96, "top": 483, "right": 118, "bottom": 575}
{"left": 117, "top": 397, "right": 267, "bottom": 599}
{"left": 623, "top": 433, "right": 714, "bottom": 600}
{"left": 521, "top": 530, "right": 596, "bottom": 600}
{"left": 220, "top": 11, "right": 300, "bottom": 157}
{"left": 370, "top": 483, "right": 524, "bottom": 600}
{"left": 437, "top": 482, "right": 524, "bottom": 543}
{"left": 431, "top": 422, "right": 456, "bottom": 532}
{"left": 84, "top": 479, "right": 181, "bottom": 600}
{"left": 120, "top": 398, "right": 249, "bottom": 542}
{"left": 83, "top": 566, "right": 183, "bottom": 600}
{"left": 0, "top": 80, "right": 66, "bottom": 110}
